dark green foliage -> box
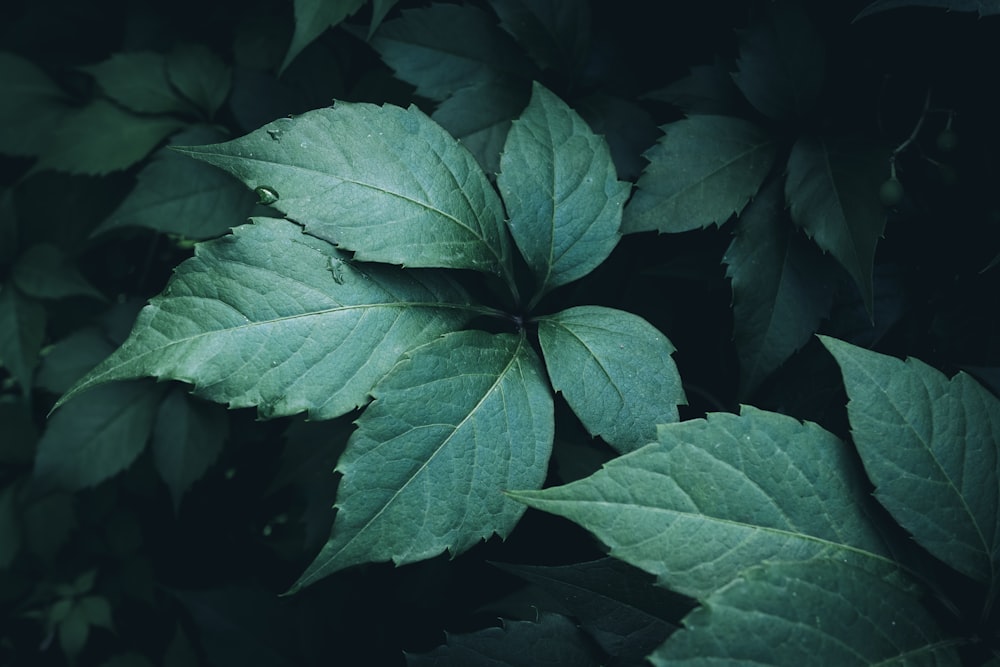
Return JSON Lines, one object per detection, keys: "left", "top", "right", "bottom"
{"left": 3, "top": 0, "right": 1000, "bottom": 665}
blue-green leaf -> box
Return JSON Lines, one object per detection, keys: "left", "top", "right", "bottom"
{"left": 0, "top": 52, "right": 71, "bottom": 158}
{"left": 821, "top": 336, "right": 1000, "bottom": 593}
{"left": 166, "top": 44, "right": 232, "bottom": 117}
{"left": 537, "top": 306, "right": 684, "bottom": 453}
{"left": 499, "top": 83, "right": 629, "bottom": 298}
{"left": 511, "top": 406, "right": 900, "bottom": 599}
{"left": 81, "top": 52, "right": 194, "bottom": 116}
{"left": 282, "top": 0, "right": 366, "bottom": 72}
{"left": 622, "top": 116, "right": 777, "bottom": 234}
{"left": 12, "top": 244, "right": 105, "bottom": 301}
{"left": 290, "top": 330, "right": 553, "bottom": 591}
{"left": 55, "top": 218, "right": 473, "bottom": 421}
{"left": 487, "top": 0, "right": 591, "bottom": 72}
{"left": 176, "top": 102, "right": 513, "bottom": 280}
{"left": 0, "top": 284, "right": 46, "bottom": 393}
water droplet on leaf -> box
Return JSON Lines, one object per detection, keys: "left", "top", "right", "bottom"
{"left": 267, "top": 128, "right": 282, "bottom": 140}
{"left": 255, "top": 186, "right": 279, "bottom": 205}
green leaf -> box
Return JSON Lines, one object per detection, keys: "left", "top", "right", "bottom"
{"left": 498, "top": 83, "right": 629, "bottom": 299}
{"left": 536, "top": 306, "right": 684, "bottom": 453}
{"left": 36, "top": 327, "right": 116, "bottom": 394}
{"left": 369, "top": 4, "right": 535, "bottom": 102}
{"left": 176, "top": 103, "right": 513, "bottom": 280}
{"left": 510, "top": 406, "right": 900, "bottom": 599}
{"left": 12, "top": 244, "right": 105, "bottom": 301}
{"left": 59, "top": 604, "right": 90, "bottom": 658}
{"left": 487, "top": 0, "right": 591, "bottom": 72}
{"left": 282, "top": 0, "right": 366, "bottom": 72}
{"left": 0, "top": 284, "right": 46, "bottom": 392}
{"left": 80, "top": 52, "right": 194, "bottom": 116}
{"left": 34, "top": 381, "right": 164, "bottom": 492}
{"left": 785, "top": 135, "right": 888, "bottom": 315}
{"left": 643, "top": 60, "right": 743, "bottom": 116}
{"left": 291, "top": 331, "right": 553, "bottom": 592}
{"left": 622, "top": 115, "right": 777, "bottom": 234}
{"left": 369, "top": 0, "right": 400, "bottom": 37}
{"left": 0, "top": 398, "right": 37, "bottom": 464}
{"left": 723, "top": 178, "right": 834, "bottom": 397}
{"left": 820, "top": 336, "right": 1000, "bottom": 593}
{"left": 408, "top": 612, "right": 601, "bottom": 666}
{"left": 95, "top": 126, "right": 255, "bottom": 239}
{"left": 0, "top": 52, "right": 71, "bottom": 158}
{"left": 651, "top": 559, "right": 961, "bottom": 666}
{"left": 152, "top": 387, "right": 229, "bottom": 511}
{"left": 166, "top": 44, "right": 232, "bottom": 117}
{"left": 431, "top": 78, "right": 528, "bottom": 177}
{"left": 856, "top": 0, "right": 1000, "bottom": 20}
{"left": 0, "top": 480, "right": 22, "bottom": 568}
{"left": 732, "top": 1, "right": 825, "bottom": 122}
{"left": 78, "top": 595, "right": 115, "bottom": 631}
{"left": 56, "top": 218, "right": 473, "bottom": 420}
{"left": 33, "top": 99, "right": 184, "bottom": 175}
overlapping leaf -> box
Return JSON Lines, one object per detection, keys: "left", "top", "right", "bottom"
{"left": 537, "top": 306, "right": 684, "bottom": 453}
{"left": 290, "top": 331, "right": 553, "bottom": 591}
{"left": 622, "top": 115, "right": 776, "bottom": 234}
{"left": 821, "top": 336, "right": 1000, "bottom": 594}
{"left": 723, "top": 178, "right": 834, "bottom": 397}
{"left": 166, "top": 44, "right": 232, "bottom": 117}
{"left": 0, "top": 284, "right": 45, "bottom": 393}
{"left": 511, "top": 406, "right": 900, "bottom": 599}
{"left": 856, "top": 0, "right": 1000, "bottom": 20}
{"left": 81, "top": 52, "right": 196, "bottom": 116}
{"left": 0, "top": 52, "right": 70, "bottom": 158}
{"left": 498, "top": 83, "right": 629, "bottom": 298}
{"left": 282, "top": 0, "right": 366, "bottom": 72}
{"left": 12, "top": 244, "right": 105, "bottom": 301}
{"left": 176, "top": 102, "right": 513, "bottom": 280}
{"left": 56, "top": 218, "right": 473, "bottom": 421}
{"left": 651, "top": 559, "right": 961, "bottom": 665}
{"left": 785, "top": 136, "right": 888, "bottom": 315}
{"left": 369, "top": 3, "right": 535, "bottom": 102}
{"left": 488, "top": 0, "right": 591, "bottom": 72}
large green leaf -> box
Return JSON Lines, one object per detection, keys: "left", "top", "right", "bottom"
{"left": 282, "top": 0, "right": 366, "bottom": 72}
{"left": 166, "top": 44, "right": 232, "bottom": 117}
{"left": 785, "top": 136, "right": 888, "bottom": 315}
{"left": 622, "top": 115, "right": 777, "bottom": 234}
{"left": 821, "top": 337, "right": 1000, "bottom": 594}
{"left": 152, "top": 388, "right": 229, "bottom": 511}
{"left": 511, "top": 406, "right": 900, "bottom": 599}
{"left": 34, "top": 381, "right": 165, "bottom": 492}
{"left": 369, "top": 3, "right": 535, "bottom": 102}
{"left": 856, "top": 0, "right": 1000, "bottom": 20}
{"left": 0, "top": 52, "right": 70, "bottom": 158}
{"left": 12, "top": 244, "right": 105, "bottom": 301}
{"left": 290, "top": 331, "right": 553, "bottom": 591}
{"left": 80, "top": 52, "right": 195, "bottom": 116}
{"left": 176, "top": 102, "right": 513, "bottom": 281}
{"left": 55, "top": 218, "right": 473, "bottom": 420}
{"left": 732, "top": 1, "right": 825, "bottom": 121}
{"left": 487, "top": 0, "right": 591, "bottom": 72}
{"left": 651, "top": 559, "right": 961, "bottom": 665}
{"left": 95, "top": 126, "right": 255, "bottom": 239}
{"left": 498, "top": 83, "right": 628, "bottom": 299}
{"left": 0, "top": 284, "right": 46, "bottom": 393}
{"left": 536, "top": 306, "right": 684, "bottom": 453}
{"left": 723, "top": 178, "right": 834, "bottom": 397}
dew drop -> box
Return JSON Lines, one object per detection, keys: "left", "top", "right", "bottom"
{"left": 267, "top": 128, "right": 282, "bottom": 140}
{"left": 255, "top": 186, "right": 279, "bottom": 205}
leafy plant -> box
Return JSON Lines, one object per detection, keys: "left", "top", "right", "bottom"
{"left": 3, "top": 0, "right": 1000, "bottom": 665}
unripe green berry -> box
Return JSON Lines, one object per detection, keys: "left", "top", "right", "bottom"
{"left": 936, "top": 128, "right": 958, "bottom": 153}
{"left": 879, "top": 178, "right": 904, "bottom": 207}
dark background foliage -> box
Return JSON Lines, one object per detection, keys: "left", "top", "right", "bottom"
{"left": 2, "top": 0, "right": 999, "bottom": 665}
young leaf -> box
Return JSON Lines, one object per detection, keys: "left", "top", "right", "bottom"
{"left": 651, "top": 559, "right": 961, "bottom": 665}
{"left": 536, "top": 306, "right": 684, "bottom": 453}
{"left": 855, "top": 0, "right": 1000, "bottom": 20}
{"left": 487, "top": 0, "right": 591, "bottom": 73}
{"left": 723, "top": 177, "right": 834, "bottom": 397}
{"left": 282, "top": 0, "right": 366, "bottom": 73}
{"left": 510, "top": 406, "right": 900, "bottom": 599}
{"left": 34, "top": 381, "right": 165, "bottom": 492}
{"left": 0, "top": 284, "right": 46, "bottom": 393}
{"left": 369, "top": 3, "right": 535, "bottom": 102}
{"left": 176, "top": 102, "right": 513, "bottom": 280}
{"left": 95, "top": 126, "right": 255, "bottom": 239}
{"left": 290, "top": 331, "right": 553, "bottom": 592}
{"left": 732, "top": 1, "right": 825, "bottom": 122}
{"left": 166, "top": 44, "right": 232, "bottom": 118}
{"left": 80, "top": 52, "right": 194, "bottom": 116}
{"left": 56, "top": 218, "right": 473, "bottom": 421}
{"left": 622, "top": 115, "right": 777, "bottom": 234}
{"left": 498, "top": 83, "right": 629, "bottom": 299}
{"left": 785, "top": 136, "right": 888, "bottom": 315}
{"left": 152, "top": 388, "right": 229, "bottom": 511}
{"left": 821, "top": 336, "right": 1000, "bottom": 593}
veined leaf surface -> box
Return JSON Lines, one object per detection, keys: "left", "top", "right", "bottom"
{"left": 822, "top": 336, "right": 1000, "bottom": 594}
{"left": 536, "top": 306, "right": 684, "bottom": 453}
{"left": 651, "top": 559, "right": 960, "bottom": 665}
{"left": 622, "top": 115, "right": 776, "bottom": 234}
{"left": 499, "top": 83, "right": 629, "bottom": 299}
{"left": 291, "top": 331, "right": 553, "bottom": 591}
{"left": 176, "top": 102, "right": 513, "bottom": 281}
{"left": 56, "top": 218, "right": 473, "bottom": 420}
{"left": 511, "top": 406, "right": 899, "bottom": 599}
